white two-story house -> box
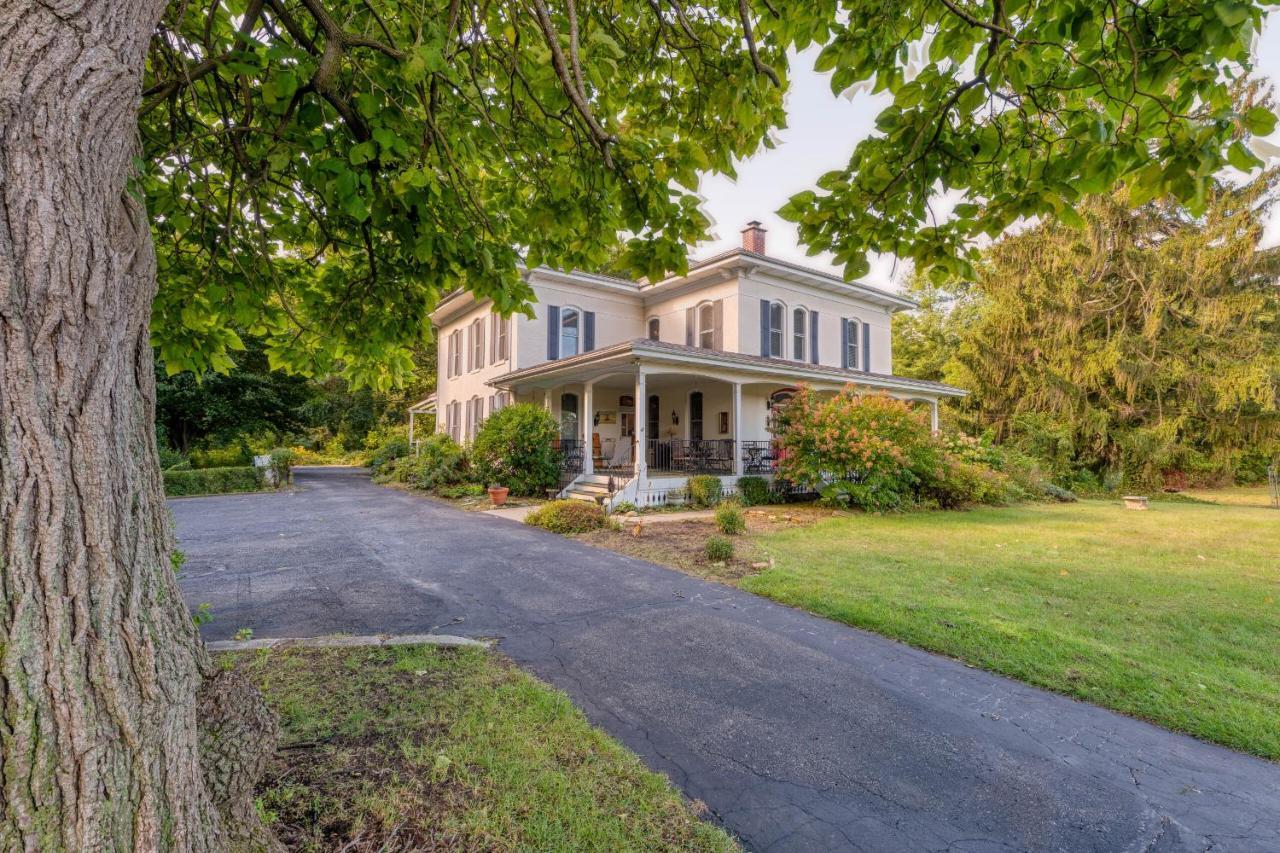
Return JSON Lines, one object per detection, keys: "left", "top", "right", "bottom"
{"left": 420, "top": 222, "right": 965, "bottom": 505}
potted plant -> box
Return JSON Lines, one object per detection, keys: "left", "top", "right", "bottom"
{"left": 487, "top": 483, "right": 510, "bottom": 506}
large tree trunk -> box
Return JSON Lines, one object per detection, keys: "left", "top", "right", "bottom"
{"left": 0, "top": 2, "right": 276, "bottom": 850}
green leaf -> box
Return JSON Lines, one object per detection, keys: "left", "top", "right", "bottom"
{"left": 1243, "top": 106, "right": 1277, "bottom": 137}
{"left": 1226, "top": 140, "right": 1263, "bottom": 172}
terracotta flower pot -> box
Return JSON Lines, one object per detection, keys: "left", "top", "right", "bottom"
{"left": 488, "top": 486, "right": 510, "bottom": 506}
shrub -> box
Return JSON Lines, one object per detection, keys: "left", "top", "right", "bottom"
{"left": 399, "top": 432, "right": 469, "bottom": 490}
{"left": 437, "top": 483, "right": 485, "bottom": 499}
{"left": 471, "top": 404, "right": 560, "bottom": 496}
{"left": 190, "top": 443, "right": 253, "bottom": 469}
{"left": 1042, "top": 482, "right": 1079, "bottom": 502}
{"left": 367, "top": 428, "right": 410, "bottom": 476}
{"left": 267, "top": 447, "right": 295, "bottom": 488}
{"left": 611, "top": 501, "right": 638, "bottom": 514}
{"left": 525, "top": 499, "right": 604, "bottom": 534}
{"left": 704, "top": 535, "right": 734, "bottom": 562}
{"left": 686, "top": 475, "right": 723, "bottom": 508}
{"left": 818, "top": 479, "right": 908, "bottom": 513}
{"left": 163, "top": 466, "right": 263, "bottom": 497}
{"left": 158, "top": 444, "right": 189, "bottom": 470}
{"left": 775, "top": 388, "right": 941, "bottom": 511}
{"left": 715, "top": 502, "right": 746, "bottom": 535}
{"left": 921, "top": 456, "right": 1014, "bottom": 508}
{"left": 736, "top": 475, "right": 771, "bottom": 506}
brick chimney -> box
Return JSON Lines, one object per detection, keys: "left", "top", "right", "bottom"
{"left": 741, "top": 220, "right": 767, "bottom": 254}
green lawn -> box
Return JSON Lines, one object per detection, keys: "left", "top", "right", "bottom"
{"left": 225, "top": 644, "right": 735, "bottom": 851}
{"left": 744, "top": 500, "right": 1280, "bottom": 759}
{"left": 1181, "top": 484, "right": 1275, "bottom": 508}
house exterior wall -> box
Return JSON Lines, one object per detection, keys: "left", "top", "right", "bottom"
{"left": 641, "top": 277, "right": 742, "bottom": 352}
{"left": 513, "top": 274, "right": 645, "bottom": 370}
{"left": 431, "top": 255, "right": 919, "bottom": 440}
{"left": 736, "top": 271, "right": 894, "bottom": 372}
{"left": 433, "top": 298, "right": 514, "bottom": 437}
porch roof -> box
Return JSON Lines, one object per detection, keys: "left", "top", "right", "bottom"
{"left": 488, "top": 339, "right": 967, "bottom": 398}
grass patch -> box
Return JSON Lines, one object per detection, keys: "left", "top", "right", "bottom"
{"left": 222, "top": 644, "right": 734, "bottom": 852}
{"left": 741, "top": 500, "right": 1280, "bottom": 759}
{"left": 1179, "top": 484, "right": 1275, "bottom": 508}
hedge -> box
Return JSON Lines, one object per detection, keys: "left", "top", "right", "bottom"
{"left": 164, "top": 466, "right": 264, "bottom": 497}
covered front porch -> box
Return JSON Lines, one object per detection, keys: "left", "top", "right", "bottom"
{"left": 488, "top": 340, "right": 956, "bottom": 497}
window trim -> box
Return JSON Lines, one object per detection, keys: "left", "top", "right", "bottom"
{"left": 844, "top": 316, "right": 861, "bottom": 370}
{"left": 767, "top": 300, "right": 785, "bottom": 359}
{"left": 792, "top": 306, "right": 808, "bottom": 362}
{"left": 560, "top": 305, "right": 581, "bottom": 358}
{"left": 450, "top": 330, "right": 463, "bottom": 377}
{"left": 470, "top": 318, "right": 485, "bottom": 372}
{"left": 697, "top": 301, "right": 715, "bottom": 349}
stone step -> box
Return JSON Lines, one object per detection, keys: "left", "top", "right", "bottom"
{"left": 563, "top": 490, "right": 607, "bottom": 504}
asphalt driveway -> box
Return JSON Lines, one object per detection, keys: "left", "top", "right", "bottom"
{"left": 174, "top": 467, "right": 1280, "bottom": 852}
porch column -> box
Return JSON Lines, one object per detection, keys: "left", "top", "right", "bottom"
{"left": 582, "top": 380, "right": 595, "bottom": 476}
{"left": 543, "top": 388, "right": 552, "bottom": 410}
{"left": 731, "top": 381, "right": 744, "bottom": 476}
{"left": 634, "top": 367, "right": 647, "bottom": 479}
{"left": 930, "top": 399, "right": 940, "bottom": 433}
{"left": 408, "top": 410, "right": 416, "bottom": 455}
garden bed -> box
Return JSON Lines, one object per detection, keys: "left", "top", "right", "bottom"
{"left": 221, "top": 643, "right": 736, "bottom": 852}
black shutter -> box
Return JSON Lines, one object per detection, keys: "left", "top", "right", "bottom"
{"left": 809, "top": 310, "right": 819, "bottom": 364}
{"left": 712, "top": 300, "right": 724, "bottom": 350}
{"left": 685, "top": 307, "right": 695, "bottom": 346}
{"left": 760, "top": 300, "right": 771, "bottom": 357}
{"left": 547, "top": 305, "right": 560, "bottom": 360}
{"left": 840, "top": 319, "right": 849, "bottom": 369}
{"left": 862, "top": 322, "right": 871, "bottom": 372}
{"left": 583, "top": 311, "right": 595, "bottom": 352}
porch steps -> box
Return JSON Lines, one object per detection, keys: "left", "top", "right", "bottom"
{"left": 562, "top": 474, "right": 618, "bottom": 504}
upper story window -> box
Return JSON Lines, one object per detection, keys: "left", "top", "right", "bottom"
{"left": 449, "top": 330, "right": 463, "bottom": 377}
{"left": 767, "top": 301, "right": 784, "bottom": 358}
{"left": 491, "top": 314, "right": 508, "bottom": 362}
{"left": 698, "top": 303, "right": 715, "bottom": 349}
{"left": 792, "top": 307, "right": 807, "bottom": 361}
{"left": 469, "top": 318, "right": 485, "bottom": 371}
{"left": 560, "top": 307, "right": 580, "bottom": 357}
{"left": 647, "top": 317, "right": 660, "bottom": 341}
{"left": 843, "top": 318, "right": 861, "bottom": 370}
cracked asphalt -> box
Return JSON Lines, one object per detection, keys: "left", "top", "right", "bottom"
{"left": 174, "top": 466, "right": 1280, "bottom": 852}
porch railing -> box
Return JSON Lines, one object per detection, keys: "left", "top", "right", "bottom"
{"left": 647, "top": 438, "right": 734, "bottom": 475}
{"left": 740, "top": 440, "right": 778, "bottom": 474}
{"left": 555, "top": 437, "right": 779, "bottom": 478}
{"left": 554, "top": 438, "right": 584, "bottom": 475}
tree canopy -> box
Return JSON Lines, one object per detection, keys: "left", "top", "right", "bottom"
{"left": 895, "top": 164, "right": 1280, "bottom": 488}
{"left": 141, "top": 0, "right": 1276, "bottom": 388}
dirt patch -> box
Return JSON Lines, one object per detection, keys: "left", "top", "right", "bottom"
{"left": 577, "top": 504, "right": 835, "bottom": 584}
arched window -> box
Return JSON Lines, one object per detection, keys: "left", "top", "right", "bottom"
{"left": 697, "top": 303, "right": 715, "bottom": 348}
{"left": 559, "top": 392, "right": 579, "bottom": 440}
{"left": 560, "top": 307, "right": 580, "bottom": 357}
{"left": 689, "top": 391, "right": 704, "bottom": 440}
{"left": 767, "top": 301, "right": 784, "bottom": 358}
{"left": 766, "top": 388, "right": 796, "bottom": 434}
{"left": 647, "top": 317, "right": 660, "bottom": 341}
{"left": 844, "top": 317, "right": 860, "bottom": 370}
{"left": 792, "top": 307, "right": 807, "bottom": 361}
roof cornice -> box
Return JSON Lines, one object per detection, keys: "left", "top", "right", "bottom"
{"left": 489, "top": 339, "right": 966, "bottom": 397}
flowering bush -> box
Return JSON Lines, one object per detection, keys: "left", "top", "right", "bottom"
{"left": 774, "top": 388, "right": 942, "bottom": 511}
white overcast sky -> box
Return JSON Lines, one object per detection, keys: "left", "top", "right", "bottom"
{"left": 693, "top": 19, "right": 1280, "bottom": 289}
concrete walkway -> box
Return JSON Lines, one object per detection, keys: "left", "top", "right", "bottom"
{"left": 173, "top": 467, "right": 1280, "bottom": 852}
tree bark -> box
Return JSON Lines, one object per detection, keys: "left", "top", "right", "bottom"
{"left": 0, "top": 2, "right": 276, "bottom": 850}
